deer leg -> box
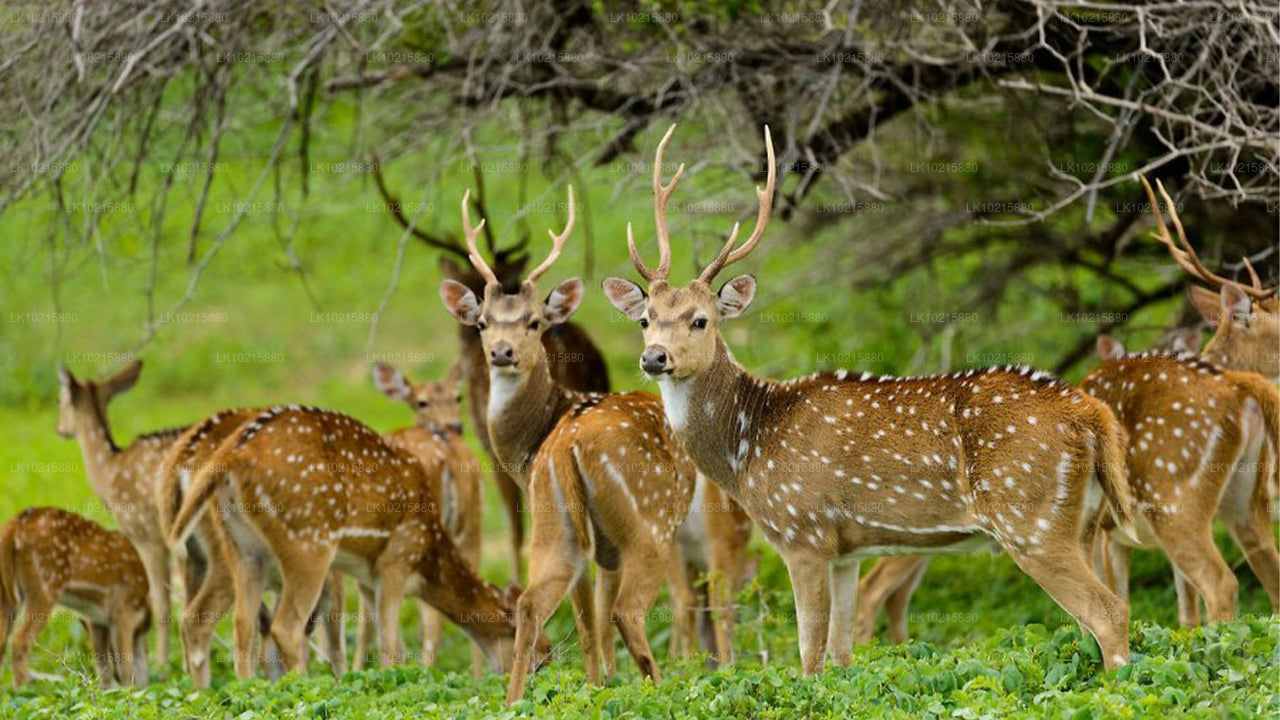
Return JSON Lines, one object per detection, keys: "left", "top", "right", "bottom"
{"left": 569, "top": 572, "right": 602, "bottom": 685}
{"left": 826, "top": 559, "right": 859, "bottom": 666}
{"left": 1154, "top": 520, "right": 1237, "bottom": 623}
{"left": 135, "top": 541, "right": 171, "bottom": 677}
{"left": 87, "top": 622, "right": 114, "bottom": 687}
{"left": 270, "top": 552, "right": 334, "bottom": 675}
{"left": 316, "top": 573, "right": 346, "bottom": 676}
{"left": 610, "top": 547, "right": 666, "bottom": 684}
{"left": 494, "top": 468, "right": 526, "bottom": 581}
{"left": 10, "top": 591, "right": 52, "bottom": 686}
{"left": 782, "top": 549, "right": 831, "bottom": 676}
{"left": 1102, "top": 537, "right": 1131, "bottom": 602}
{"left": 1172, "top": 567, "right": 1202, "bottom": 627}
{"left": 1223, "top": 498, "right": 1280, "bottom": 612}
{"left": 226, "top": 550, "right": 267, "bottom": 679}
{"left": 664, "top": 545, "right": 697, "bottom": 661}
{"left": 594, "top": 567, "right": 621, "bottom": 679}
{"left": 705, "top": 491, "right": 749, "bottom": 666}
{"left": 352, "top": 584, "right": 377, "bottom": 671}
{"left": 505, "top": 531, "right": 582, "bottom": 704}
{"left": 416, "top": 599, "right": 442, "bottom": 667}
{"left": 1011, "top": 547, "right": 1130, "bottom": 669}
{"left": 886, "top": 557, "right": 930, "bottom": 644}
{"left": 178, "top": 563, "right": 235, "bottom": 688}
{"left": 854, "top": 557, "right": 917, "bottom": 644}
{"left": 376, "top": 570, "right": 408, "bottom": 668}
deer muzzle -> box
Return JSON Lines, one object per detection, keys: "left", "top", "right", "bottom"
{"left": 641, "top": 345, "right": 672, "bottom": 375}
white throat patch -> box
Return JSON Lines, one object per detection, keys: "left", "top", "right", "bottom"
{"left": 657, "top": 377, "right": 693, "bottom": 432}
{"left": 488, "top": 370, "right": 525, "bottom": 420}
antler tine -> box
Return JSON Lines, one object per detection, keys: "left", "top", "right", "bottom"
{"left": 461, "top": 189, "right": 500, "bottom": 287}
{"left": 524, "top": 185, "right": 575, "bottom": 285}
{"left": 1141, "top": 177, "right": 1274, "bottom": 299}
{"left": 698, "top": 125, "right": 776, "bottom": 284}
{"left": 629, "top": 124, "right": 684, "bottom": 283}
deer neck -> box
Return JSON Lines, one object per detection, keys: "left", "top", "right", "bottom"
{"left": 656, "top": 337, "right": 772, "bottom": 495}
{"left": 73, "top": 401, "right": 121, "bottom": 494}
{"left": 485, "top": 350, "right": 576, "bottom": 483}
{"left": 413, "top": 534, "right": 512, "bottom": 644}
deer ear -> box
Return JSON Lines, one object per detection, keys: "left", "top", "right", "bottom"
{"left": 602, "top": 278, "right": 647, "bottom": 320}
{"left": 444, "top": 359, "right": 463, "bottom": 387}
{"left": 716, "top": 275, "right": 756, "bottom": 319}
{"left": 372, "top": 362, "right": 411, "bottom": 401}
{"left": 1220, "top": 283, "right": 1253, "bottom": 328}
{"left": 439, "top": 279, "right": 482, "bottom": 326}
{"left": 501, "top": 582, "right": 523, "bottom": 607}
{"left": 1095, "top": 335, "right": 1124, "bottom": 361}
{"left": 57, "top": 363, "right": 76, "bottom": 389}
{"left": 543, "top": 278, "right": 583, "bottom": 325}
{"left": 438, "top": 256, "right": 464, "bottom": 281}
{"left": 102, "top": 360, "right": 142, "bottom": 398}
{"left": 1187, "top": 285, "right": 1222, "bottom": 327}
{"left": 1170, "top": 327, "right": 1201, "bottom": 354}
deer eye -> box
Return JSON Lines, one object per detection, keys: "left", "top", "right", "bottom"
{"left": 476, "top": 320, "right": 488, "bottom": 330}
{"left": 528, "top": 319, "right": 541, "bottom": 331}
{"left": 639, "top": 318, "right": 649, "bottom": 329}
{"left": 417, "top": 400, "right": 429, "bottom": 408}
{"left": 692, "top": 317, "right": 708, "bottom": 330}
{"left": 456, "top": 395, "right": 463, "bottom": 403}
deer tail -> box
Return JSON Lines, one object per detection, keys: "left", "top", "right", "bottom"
{"left": 1085, "top": 396, "right": 1136, "bottom": 539}
{"left": 167, "top": 438, "right": 237, "bottom": 549}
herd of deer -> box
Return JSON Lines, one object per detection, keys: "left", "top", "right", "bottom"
{"left": 1, "top": 127, "right": 1276, "bottom": 703}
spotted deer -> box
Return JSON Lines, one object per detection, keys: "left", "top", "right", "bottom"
{"left": 1079, "top": 179, "right": 1280, "bottom": 625}
{"left": 438, "top": 188, "right": 703, "bottom": 703}
{"left": 158, "top": 409, "right": 347, "bottom": 687}
{"left": 0, "top": 507, "right": 150, "bottom": 687}
{"left": 167, "top": 406, "right": 542, "bottom": 678}
{"left": 57, "top": 361, "right": 185, "bottom": 673}
{"left": 604, "top": 124, "right": 1137, "bottom": 672}
{"left": 371, "top": 361, "right": 485, "bottom": 673}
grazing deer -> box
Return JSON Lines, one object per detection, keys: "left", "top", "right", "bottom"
{"left": 167, "top": 406, "right": 539, "bottom": 678}
{"left": 1079, "top": 179, "right": 1280, "bottom": 625}
{"left": 158, "top": 409, "right": 347, "bottom": 687}
{"left": 57, "top": 360, "right": 185, "bottom": 673}
{"left": 438, "top": 188, "right": 701, "bottom": 703}
{"left": 604, "top": 124, "right": 1136, "bottom": 672}
{"left": 371, "top": 361, "right": 485, "bottom": 673}
{"left": 373, "top": 161, "right": 610, "bottom": 581}
{"left": 0, "top": 507, "right": 150, "bottom": 687}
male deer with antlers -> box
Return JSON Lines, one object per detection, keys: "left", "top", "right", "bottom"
{"left": 1080, "top": 178, "right": 1279, "bottom": 624}
{"left": 604, "top": 125, "right": 1137, "bottom": 672}
{"left": 438, "top": 188, "right": 707, "bottom": 703}
{"left": 370, "top": 361, "right": 486, "bottom": 673}
{"left": 373, "top": 162, "right": 611, "bottom": 581}
{"left": 167, "top": 405, "right": 542, "bottom": 678}
{"left": 57, "top": 361, "right": 185, "bottom": 673}
{"left": 0, "top": 507, "right": 150, "bottom": 687}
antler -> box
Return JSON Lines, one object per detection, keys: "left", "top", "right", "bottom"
{"left": 1140, "top": 176, "right": 1275, "bottom": 299}
{"left": 628, "top": 124, "right": 684, "bottom": 283}
{"left": 460, "top": 189, "right": 500, "bottom": 287}
{"left": 698, "top": 125, "right": 776, "bottom": 284}
{"left": 524, "top": 185, "right": 576, "bottom": 285}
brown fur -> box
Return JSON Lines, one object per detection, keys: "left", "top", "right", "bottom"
{"left": 0, "top": 508, "right": 150, "bottom": 687}
{"left": 57, "top": 360, "right": 186, "bottom": 673}
{"left": 168, "top": 406, "right": 543, "bottom": 679}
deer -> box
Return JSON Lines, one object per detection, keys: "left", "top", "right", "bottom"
{"left": 603, "top": 124, "right": 1137, "bottom": 673}
{"left": 158, "top": 408, "right": 347, "bottom": 687}
{"left": 852, "top": 178, "right": 1280, "bottom": 643}
{"left": 370, "top": 360, "right": 485, "bottom": 673}
{"left": 437, "top": 186, "right": 705, "bottom": 704}
{"left": 56, "top": 360, "right": 185, "bottom": 674}
{"left": 1078, "top": 178, "right": 1279, "bottom": 626}
{"left": 372, "top": 161, "right": 611, "bottom": 582}
{"left": 166, "top": 405, "right": 541, "bottom": 679}
{"left": 0, "top": 507, "right": 150, "bottom": 687}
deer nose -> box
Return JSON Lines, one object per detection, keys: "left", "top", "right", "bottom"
{"left": 641, "top": 345, "right": 670, "bottom": 375}
{"left": 490, "top": 342, "right": 516, "bottom": 367}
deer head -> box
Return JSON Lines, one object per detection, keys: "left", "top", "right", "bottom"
{"left": 56, "top": 360, "right": 142, "bottom": 439}
{"left": 1141, "top": 178, "right": 1278, "bottom": 378}
{"left": 372, "top": 361, "right": 465, "bottom": 433}
{"left": 438, "top": 187, "right": 582, "bottom": 380}
{"left": 1095, "top": 335, "right": 1127, "bottom": 361}
{"left": 603, "top": 125, "right": 775, "bottom": 381}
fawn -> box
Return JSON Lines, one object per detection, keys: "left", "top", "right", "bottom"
{"left": 0, "top": 507, "right": 150, "bottom": 687}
